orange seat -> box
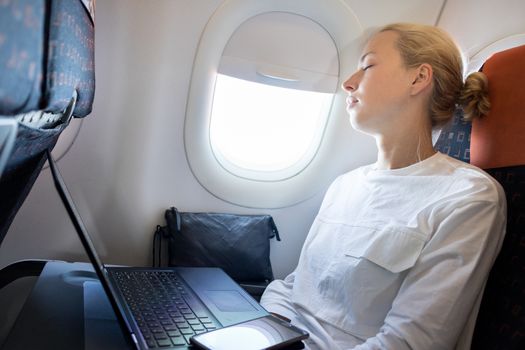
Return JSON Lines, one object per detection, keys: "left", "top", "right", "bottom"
{"left": 436, "top": 44, "right": 525, "bottom": 350}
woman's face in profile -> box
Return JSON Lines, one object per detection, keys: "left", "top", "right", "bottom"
{"left": 342, "top": 31, "right": 415, "bottom": 136}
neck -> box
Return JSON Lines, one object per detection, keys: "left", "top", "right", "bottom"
{"left": 374, "top": 128, "right": 436, "bottom": 170}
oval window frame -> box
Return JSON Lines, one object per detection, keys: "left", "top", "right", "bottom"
{"left": 468, "top": 33, "right": 525, "bottom": 72}
{"left": 184, "top": 0, "right": 362, "bottom": 208}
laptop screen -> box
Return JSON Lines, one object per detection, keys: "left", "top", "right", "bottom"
{"left": 46, "top": 150, "right": 138, "bottom": 348}
{"left": 47, "top": 150, "right": 108, "bottom": 278}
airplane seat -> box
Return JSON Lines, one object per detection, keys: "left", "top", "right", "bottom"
{"left": 0, "top": 0, "right": 95, "bottom": 248}
{"left": 435, "top": 44, "right": 525, "bottom": 350}
{"left": 0, "top": 0, "right": 95, "bottom": 340}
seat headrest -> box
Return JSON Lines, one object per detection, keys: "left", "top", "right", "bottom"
{"left": 470, "top": 45, "right": 525, "bottom": 169}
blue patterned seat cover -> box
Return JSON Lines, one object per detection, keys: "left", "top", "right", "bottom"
{"left": 0, "top": 0, "right": 95, "bottom": 244}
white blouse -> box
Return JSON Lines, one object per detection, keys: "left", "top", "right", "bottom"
{"left": 260, "top": 152, "right": 506, "bottom": 350}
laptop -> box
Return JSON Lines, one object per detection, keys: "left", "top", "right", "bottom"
{"left": 0, "top": 118, "right": 17, "bottom": 180}
{"left": 46, "top": 150, "right": 270, "bottom": 349}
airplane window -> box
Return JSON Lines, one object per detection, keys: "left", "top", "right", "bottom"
{"left": 210, "top": 74, "right": 332, "bottom": 175}
{"left": 184, "top": 0, "right": 363, "bottom": 207}
{"left": 209, "top": 12, "right": 338, "bottom": 181}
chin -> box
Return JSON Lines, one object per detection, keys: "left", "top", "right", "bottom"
{"left": 349, "top": 112, "right": 378, "bottom": 136}
{"left": 348, "top": 114, "right": 360, "bottom": 130}
{"left": 349, "top": 112, "right": 366, "bottom": 131}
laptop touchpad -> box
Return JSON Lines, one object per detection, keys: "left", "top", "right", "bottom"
{"left": 206, "top": 290, "right": 257, "bottom": 312}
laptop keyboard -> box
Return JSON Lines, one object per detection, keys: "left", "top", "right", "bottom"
{"left": 112, "top": 270, "right": 219, "bottom": 348}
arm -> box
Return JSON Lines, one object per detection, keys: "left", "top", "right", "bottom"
{"left": 351, "top": 198, "right": 506, "bottom": 350}
{"left": 261, "top": 175, "right": 345, "bottom": 323}
{"left": 260, "top": 270, "right": 297, "bottom": 322}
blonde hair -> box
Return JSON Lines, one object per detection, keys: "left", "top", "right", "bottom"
{"left": 379, "top": 23, "right": 490, "bottom": 126}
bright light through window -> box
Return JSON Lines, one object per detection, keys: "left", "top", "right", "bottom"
{"left": 210, "top": 74, "right": 333, "bottom": 174}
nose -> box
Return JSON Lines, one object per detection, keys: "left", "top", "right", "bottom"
{"left": 342, "top": 72, "right": 358, "bottom": 92}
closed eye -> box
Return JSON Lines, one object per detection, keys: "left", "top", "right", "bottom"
{"left": 362, "top": 65, "right": 373, "bottom": 71}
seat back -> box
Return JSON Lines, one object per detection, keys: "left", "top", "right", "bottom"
{"left": 435, "top": 44, "right": 525, "bottom": 350}
{"left": 0, "top": 0, "right": 95, "bottom": 246}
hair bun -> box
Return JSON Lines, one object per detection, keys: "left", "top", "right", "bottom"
{"left": 459, "top": 72, "right": 490, "bottom": 121}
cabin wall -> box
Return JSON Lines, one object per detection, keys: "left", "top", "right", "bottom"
{"left": 439, "top": 0, "right": 525, "bottom": 58}
{"left": 1, "top": 0, "right": 524, "bottom": 279}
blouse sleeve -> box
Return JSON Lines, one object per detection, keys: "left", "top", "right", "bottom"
{"left": 350, "top": 193, "right": 506, "bottom": 349}
{"left": 259, "top": 270, "right": 297, "bottom": 320}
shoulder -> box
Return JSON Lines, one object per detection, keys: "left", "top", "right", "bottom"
{"left": 435, "top": 153, "right": 505, "bottom": 206}
{"left": 320, "top": 165, "right": 370, "bottom": 204}
{"left": 328, "top": 164, "right": 370, "bottom": 190}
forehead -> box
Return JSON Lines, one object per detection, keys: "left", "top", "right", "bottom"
{"left": 361, "top": 30, "right": 400, "bottom": 59}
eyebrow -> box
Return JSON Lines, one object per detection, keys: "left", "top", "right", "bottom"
{"left": 359, "top": 51, "right": 376, "bottom": 63}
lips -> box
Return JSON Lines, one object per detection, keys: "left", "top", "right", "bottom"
{"left": 346, "top": 96, "right": 359, "bottom": 108}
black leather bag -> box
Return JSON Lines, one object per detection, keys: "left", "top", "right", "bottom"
{"left": 153, "top": 207, "right": 280, "bottom": 284}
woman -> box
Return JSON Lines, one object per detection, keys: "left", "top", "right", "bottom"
{"left": 260, "top": 23, "right": 506, "bottom": 349}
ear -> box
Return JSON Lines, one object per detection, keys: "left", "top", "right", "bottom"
{"left": 410, "top": 63, "right": 433, "bottom": 96}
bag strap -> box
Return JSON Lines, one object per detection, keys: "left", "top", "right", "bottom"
{"left": 165, "top": 206, "right": 181, "bottom": 236}
{"left": 152, "top": 207, "right": 181, "bottom": 267}
{"left": 152, "top": 207, "right": 178, "bottom": 267}
{"left": 268, "top": 217, "right": 281, "bottom": 241}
